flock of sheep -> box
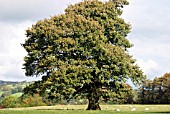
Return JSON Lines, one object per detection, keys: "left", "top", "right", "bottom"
{"left": 59, "top": 106, "right": 150, "bottom": 111}
{"left": 105, "top": 106, "right": 150, "bottom": 111}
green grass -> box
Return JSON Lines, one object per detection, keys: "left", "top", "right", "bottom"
{"left": 11, "top": 93, "right": 23, "bottom": 97}
{"left": 6, "top": 85, "right": 13, "bottom": 88}
{"left": 0, "top": 105, "right": 170, "bottom": 114}
{"left": 0, "top": 110, "right": 170, "bottom": 114}
{"left": 21, "top": 84, "right": 28, "bottom": 88}
{"left": 12, "top": 104, "right": 169, "bottom": 112}
{"left": 0, "top": 91, "right": 4, "bottom": 96}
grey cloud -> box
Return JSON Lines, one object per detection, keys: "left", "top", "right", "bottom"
{"left": 0, "top": 0, "right": 83, "bottom": 81}
{"left": 0, "top": 0, "right": 82, "bottom": 23}
{"left": 124, "top": 0, "right": 170, "bottom": 35}
{"left": 0, "top": 53, "right": 38, "bottom": 81}
{"left": 128, "top": 34, "right": 170, "bottom": 79}
{"left": 1, "top": 69, "right": 38, "bottom": 82}
{"left": 0, "top": 0, "right": 170, "bottom": 81}
{"left": 0, "top": 22, "right": 29, "bottom": 81}
{"left": 123, "top": 0, "right": 170, "bottom": 79}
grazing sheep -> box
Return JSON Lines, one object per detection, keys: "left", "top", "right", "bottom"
{"left": 145, "top": 108, "right": 149, "bottom": 111}
{"left": 129, "top": 106, "right": 133, "bottom": 108}
{"left": 60, "top": 108, "right": 64, "bottom": 110}
{"left": 115, "top": 109, "right": 120, "bottom": 111}
{"left": 131, "top": 108, "right": 136, "bottom": 111}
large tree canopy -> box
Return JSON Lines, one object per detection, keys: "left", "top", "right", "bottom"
{"left": 22, "top": 0, "right": 145, "bottom": 110}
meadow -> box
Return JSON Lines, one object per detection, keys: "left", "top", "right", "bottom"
{"left": 0, "top": 105, "right": 170, "bottom": 114}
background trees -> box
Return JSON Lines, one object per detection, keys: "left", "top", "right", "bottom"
{"left": 22, "top": 0, "right": 145, "bottom": 110}
{"left": 137, "top": 73, "right": 170, "bottom": 104}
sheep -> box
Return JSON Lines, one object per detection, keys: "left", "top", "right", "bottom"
{"left": 115, "top": 109, "right": 120, "bottom": 111}
{"left": 131, "top": 108, "right": 136, "bottom": 111}
{"left": 145, "top": 108, "right": 149, "bottom": 111}
{"left": 129, "top": 106, "right": 133, "bottom": 108}
{"left": 60, "top": 108, "right": 64, "bottom": 110}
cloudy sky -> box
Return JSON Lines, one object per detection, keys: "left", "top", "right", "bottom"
{"left": 0, "top": 0, "right": 169, "bottom": 81}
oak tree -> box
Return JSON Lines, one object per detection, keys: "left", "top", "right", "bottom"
{"left": 22, "top": 0, "right": 145, "bottom": 110}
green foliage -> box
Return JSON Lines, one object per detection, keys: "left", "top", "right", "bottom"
{"left": 0, "top": 81, "right": 31, "bottom": 100}
{"left": 21, "top": 94, "right": 46, "bottom": 107}
{"left": 22, "top": 0, "right": 145, "bottom": 110}
{"left": 137, "top": 73, "right": 170, "bottom": 104}
{"left": 0, "top": 94, "right": 46, "bottom": 108}
{"left": 0, "top": 91, "right": 4, "bottom": 97}
{"left": 16, "top": 85, "right": 23, "bottom": 92}
{"left": 0, "top": 80, "right": 18, "bottom": 86}
{"left": 1, "top": 92, "right": 12, "bottom": 99}
{"left": 11, "top": 93, "right": 23, "bottom": 97}
{"left": 1, "top": 96, "right": 21, "bottom": 108}
{"left": 0, "top": 81, "right": 32, "bottom": 107}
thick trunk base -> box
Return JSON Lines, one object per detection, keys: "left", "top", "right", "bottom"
{"left": 86, "top": 104, "right": 101, "bottom": 110}
{"left": 86, "top": 96, "right": 101, "bottom": 110}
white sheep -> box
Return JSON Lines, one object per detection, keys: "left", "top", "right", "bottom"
{"left": 131, "top": 108, "right": 136, "bottom": 111}
{"left": 145, "top": 108, "right": 149, "bottom": 111}
{"left": 115, "top": 109, "right": 120, "bottom": 111}
{"left": 129, "top": 106, "right": 133, "bottom": 108}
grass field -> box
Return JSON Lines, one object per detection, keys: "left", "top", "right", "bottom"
{"left": 0, "top": 105, "right": 170, "bottom": 114}
{"left": 0, "top": 91, "right": 4, "bottom": 96}
{"left": 11, "top": 92, "right": 23, "bottom": 97}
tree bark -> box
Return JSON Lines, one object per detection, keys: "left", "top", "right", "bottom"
{"left": 86, "top": 95, "right": 101, "bottom": 110}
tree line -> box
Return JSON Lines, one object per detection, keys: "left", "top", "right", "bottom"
{"left": 0, "top": 72, "right": 170, "bottom": 108}
{"left": 137, "top": 73, "right": 170, "bottom": 104}
{"left": 0, "top": 81, "right": 29, "bottom": 100}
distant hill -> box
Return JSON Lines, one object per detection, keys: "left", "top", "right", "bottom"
{"left": 0, "top": 80, "right": 31, "bottom": 100}
{"left": 0, "top": 80, "right": 19, "bottom": 86}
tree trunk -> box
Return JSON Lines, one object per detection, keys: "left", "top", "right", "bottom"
{"left": 86, "top": 95, "right": 101, "bottom": 110}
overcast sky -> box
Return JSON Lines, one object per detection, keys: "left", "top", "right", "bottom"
{"left": 0, "top": 0, "right": 169, "bottom": 81}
